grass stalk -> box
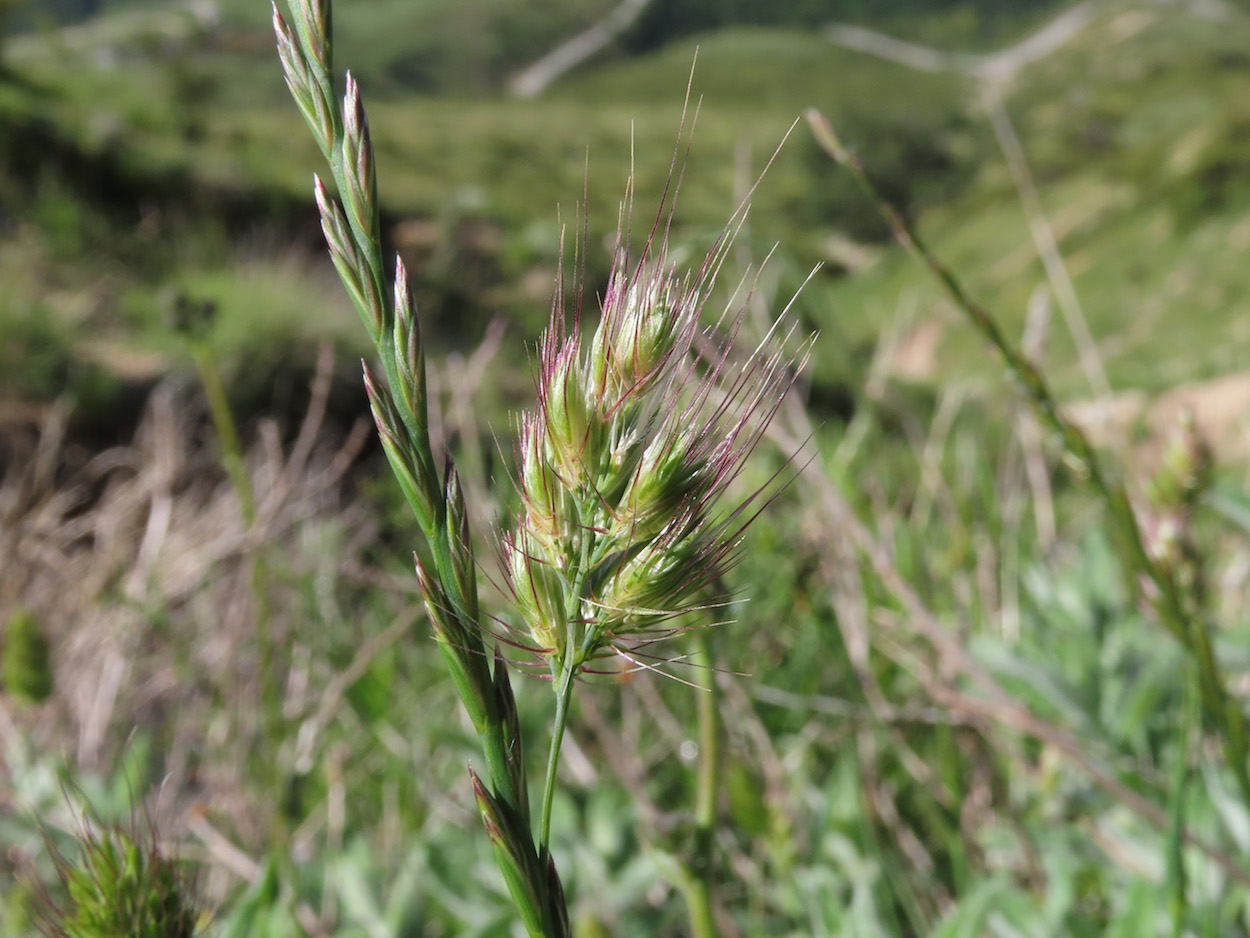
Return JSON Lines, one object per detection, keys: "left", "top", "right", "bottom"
{"left": 275, "top": 1, "right": 558, "bottom": 930}
{"left": 682, "top": 871, "right": 717, "bottom": 938}
{"left": 1167, "top": 667, "right": 1198, "bottom": 938}
{"left": 806, "top": 108, "right": 1250, "bottom": 816}
{"left": 192, "top": 343, "right": 282, "bottom": 791}
{"left": 687, "top": 630, "right": 720, "bottom": 938}
{"left": 192, "top": 345, "right": 255, "bottom": 526}
{"left": 539, "top": 672, "right": 574, "bottom": 857}
{"left": 651, "top": 632, "right": 720, "bottom": 938}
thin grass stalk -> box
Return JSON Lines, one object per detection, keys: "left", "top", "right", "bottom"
{"left": 538, "top": 672, "right": 573, "bottom": 857}
{"left": 805, "top": 108, "right": 1250, "bottom": 814}
{"left": 191, "top": 343, "right": 282, "bottom": 803}
{"left": 981, "top": 87, "right": 1110, "bottom": 400}
{"left": 192, "top": 346, "right": 255, "bottom": 526}
{"left": 1167, "top": 667, "right": 1198, "bottom": 938}
{"left": 687, "top": 629, "right": 720, "bottom": 938}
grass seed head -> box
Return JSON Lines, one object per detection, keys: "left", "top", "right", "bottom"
{"left": 589, "top": 263, "right": 696, "bottom": 408}
{"left": 504, "top": 189, "right": 802, "bottom": 678}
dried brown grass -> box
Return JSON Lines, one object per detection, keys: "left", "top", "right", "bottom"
{"left": 0, "top": 349, "right": 382, "bottom": 847}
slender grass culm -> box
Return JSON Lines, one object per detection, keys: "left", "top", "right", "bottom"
{"left": 273, "top": 1, "right": 805, "bottom": 933}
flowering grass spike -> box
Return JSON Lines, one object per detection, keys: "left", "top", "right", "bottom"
{"left": 506, "top": 217, "right": 804, "bottom": 682}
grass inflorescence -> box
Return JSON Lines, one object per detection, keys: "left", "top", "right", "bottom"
{"left": 31, "top": 815, "right": 199, "bottom": 938}
{"left": 504, "top": 194, "right": 802, "bottom": 681}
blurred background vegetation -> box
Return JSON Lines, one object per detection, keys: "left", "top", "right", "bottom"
{"left": 6, "top": 0, "right": 1250, "bottom": 935}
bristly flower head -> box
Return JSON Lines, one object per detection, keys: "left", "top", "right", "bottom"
{"left": 503, "top": 163, "right": 807, "bottom": 682}
{"left": 32, "top": 813, "right": 200, "bottom": 938}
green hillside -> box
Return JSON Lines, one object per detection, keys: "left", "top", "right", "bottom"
{"left": 816, "top": 2, "right": 1250, "bottom": 393}
{"left": 4, "top": 0, "right": 1249, "bottom": 406}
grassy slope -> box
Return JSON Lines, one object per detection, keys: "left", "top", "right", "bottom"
{"left": 6, "top": 0, "right": 1250, "bottom": 411}
{"left": 0, "top": 12, "right": 968, "bottom": 407}
{"left": 816, "top": 3, "right": 1250, "bottom": 395}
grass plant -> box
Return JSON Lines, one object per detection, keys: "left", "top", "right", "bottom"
{"left": 807, "top": 104, "right": 1250, "bottom": 933}
{"left": 273, "top": 0, "right": 806, "bottom": 932}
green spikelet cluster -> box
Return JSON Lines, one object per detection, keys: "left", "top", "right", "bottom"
{"left": 1148, "top": 408, "right": 1214, "bottom": 514}
{"left": 1144, "top": 409, "right": 1214, "bottom": 596}
{"left": 506, "top": 243, "right": 802, "bottom": 680}
{"left": 36, "top": 823, "right": 199, "bottom": 938}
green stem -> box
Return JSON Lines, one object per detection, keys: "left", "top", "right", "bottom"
{"left": 192, "top": 347, "right": 270, "bottom": 688}
{"left": 1167, "top": 665, "right": 1199, "bottom": 938}
{"left": 694, "top": 639, "right": 718, "bottom": 834}
{"left": 193, "top": 345, "right": 254, "bottom": 525}
{"left": 538, "top": 499, "right": 597, "bottom": 853}
{"left": 687, "top": 630, "right": 720, "bottom": 938}
{"left": 685, "top": 877, "right": 716, "bottom": 938}
{"left": 279, "top": 5, "right": 557, "bottom": 930}
{"left": 540, "top": 671, "right": 574, "bottom": 856}
{"left": 193, "top": 344, "right": 284, "bottom": 826}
